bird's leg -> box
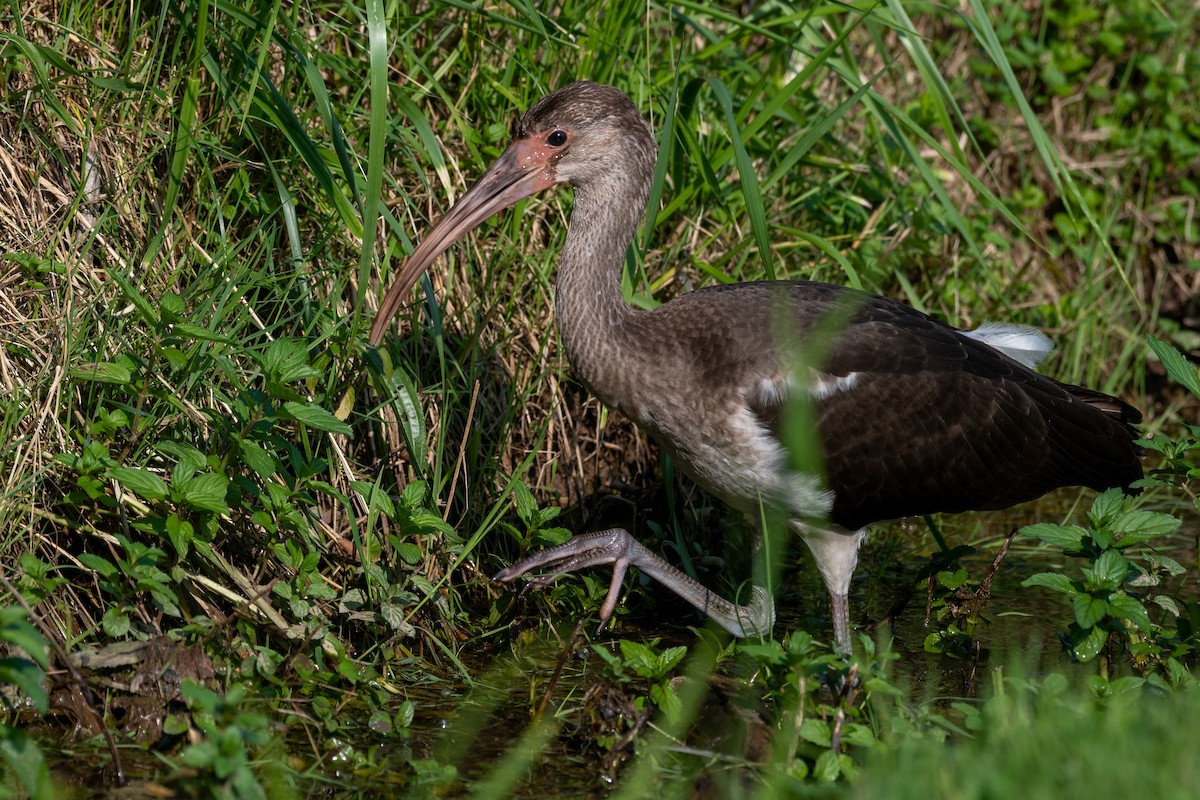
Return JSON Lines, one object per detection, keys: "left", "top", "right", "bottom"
{"left": 797, "top": 525, "right": 868, "bottom": 654}
{"left": 830, "top": 592, "right": 852, "bottom": 656}
{"left": 493, "top": 528, "right": 775, "bottom": 637}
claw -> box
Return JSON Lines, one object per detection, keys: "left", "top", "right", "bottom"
{"left": 493, "top": 528, "right": 776, "bottom": 638}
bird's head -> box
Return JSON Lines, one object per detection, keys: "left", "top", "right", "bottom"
{"left": 368, "top": 81, "right": 655, "bottom": 346}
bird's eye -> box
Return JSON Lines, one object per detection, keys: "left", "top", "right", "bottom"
{"left": 546, "top": 130, "right": 568, "bottom": 147}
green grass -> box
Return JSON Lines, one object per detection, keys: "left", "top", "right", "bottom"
{"left": 1, "top": 0, "right": 1197, "bottom": 796}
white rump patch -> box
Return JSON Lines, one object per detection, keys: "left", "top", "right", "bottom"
{"left": 963, "top": 322, "right": 1054, "bottom": 369}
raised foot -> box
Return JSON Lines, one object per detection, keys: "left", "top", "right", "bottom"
{"left": 493, "top": 528, "right": 776, "bottom": 637}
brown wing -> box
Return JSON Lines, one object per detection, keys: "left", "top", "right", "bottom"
{"left": 675, "top": 281, "right": 1142, "bottom": 530}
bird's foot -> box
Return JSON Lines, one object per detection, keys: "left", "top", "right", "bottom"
{"left": 493, "top": 528, "right": 642, "bottom": 626}
{"left": 494, "top": 528, "right": 776, "bottom": 638}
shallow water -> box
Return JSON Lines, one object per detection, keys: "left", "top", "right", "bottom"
{"left": 39, "top": 492, "right": 1200, "bottom": 797}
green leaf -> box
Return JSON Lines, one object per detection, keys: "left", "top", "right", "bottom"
{"left": 1107, "top": 594, "right": 1153, "bottom": 632}
{"left": 534, "top": 526, "right": 571, "bottom": 546}
{"left": 400, "top": 481, "right": 427, "bottom": 508}
{"left": 165, "top": 514, "right": 194, "bottom": 559}
{"left": 107, "top": 466, "right": 168, "bottom": 501}
{"left": 406, "top": 508, "right": 457, "bottom": 537}
{"left": 102, "top": 266, "right": 158, "bottom": 326}
{"left": 1072, "top": 623, "right": 1109, "bottom": 662}
{"left": 656, "top": 646, "right": 687, "bottom": 674}
{"left": 385, "top": 368, "right": 426, "bottom": 466}
{"left": 163, "top": 714, "right": 189, "bottom": 736}
{"left": 512, "top": 481, "right": 538, "bottom": 525}
{"left": 76, "top": 553, "right": 119, "bottom": 580}
{"left": 0, "top": 658, "right": 48, "bottom": 714}
{"left": 395, "top": 542, "right": 422, "bottom": 566}
{"left": 157, "top": 440, "right": 207, "bottom": 477}
{"left": 1021, "top": 522, "right": 1088, "bottom": 550}
{"left": 282, "top": 401, "right": 353, "bottom": 435}
{"left": 179, "top": 472, "right": 230, "bottom": 514}
{"left": 1148, "top": 335, "right": 1200, "bottom": 398}
{"left": 649, "top": 682, "right": 683, "bottom": 725}
{"left": 70, "top": 361, "right": 132, "bottom": 384}
{"left": 1149, "top": 554, "right": 1188, "bottom": 577}
{"left": 351, "top": 481, "right": 396, "bottom": 517}
{"left": 814, "top": 748, "right": 842, "bottom": 782}
{"left": 0, "top": 608, "right": 48, "bottom": 670}
{"left": 840, "top": 723, "right": 877, "bottom": 748}
{"left": 160, "top": 292, "right": 185, "bottom": 323}
{"left": 1072, "top": 594, "right": 1108, "bottom": 629}
{"left": 937, "top": 568, "right": 969, "bottom": 589}
{"left": 238, "top": 440, "right": 275, "bottom": 477}
{"left": 261, "top": 338, "right": 321, "bottom": 384}
{"left": 618, "top": 639, "right": 656, "bottom": 676}
{"left": 0, "top": 724, "right": 54, "bottom": 798}
{"left": 1088, "top": 549, "right": 1128, "bottom": 589}
{"left": 799, "top": 718, "right": 831, "bottom": 747}
{"left": 1088, "top": 488, "right": 1124, "bottom": 527}
{"left": 1021, "top": 572, "right": 1078, "bottom": 595}
{"left": 1111, "top": 510, "right": 1182, "bottom": 543}
{"left": 169, "top": 323, "right": 235, "bottom": 344}
{"left": 102, "top": 608, "right": 130, "bottom": 637}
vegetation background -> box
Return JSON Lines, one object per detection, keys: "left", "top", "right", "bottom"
{"left": 1, "top": 0, "right": 1197, "bottom": 796}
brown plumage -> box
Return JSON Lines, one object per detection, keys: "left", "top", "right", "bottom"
{"left": 370, "top": 82, "right": 1142, "bottom": 651}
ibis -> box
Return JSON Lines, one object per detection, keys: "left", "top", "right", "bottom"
{"left": 369, "top": 82, "right": 1142, "bottom": 652}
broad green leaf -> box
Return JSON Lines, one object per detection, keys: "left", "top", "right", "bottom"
{"left": 1149, "top": 554, "right": 1188, "bottom": 577}
{"left": 102, "top": 608, "right": 131, "bottom": 637}
{"left": 649, "top": 682, "right": 683, "bottom": 725}
{"left": 0, "top": 725, "right": 53, "bottom": 797}
{"left": 406, "top": 508, "right": 457, "bottom": 537}
{"left": 238, "top": 440, "right": 275, "bottom": 477}
{"left": 799, "top": 718, "right": 831, "bottom": 747}
{"left": 70, "top": 361, "right": 131, "bottom": 384}
{"left": 1021, "top": 522, "right": 1088, "bottom": 549}
{"left": 1148, "top": 335, "right": 1200, "bottom": 398}
{"left": 1112, "top": 510, "right": 1181, "bottom": 542}
{"left": 282, "top": 401, "right": 353, "bottom": 435}
{"left": 400, "top": 480, "right": 428, "bottom": 508}
{"left": 1152, "top": 594, "right": 1181, "bottom": 617}
{"left": 395, "top": 542, "right": 422, "bottom": 565}
{"left": 386, "top": 368, "right": 426, "bottom": 465}
{"left": 657, "top": 646, "right": 687, "bottom": 674}
{"left": 165, "top": 514, "right": 194, "bottom": 559}
{"left": 0, "top": 608, "right": 48, "bottom": 669}
{"left": 840, "top": 723, "right": 877, "bottom": 748}
{"left": 76, "top": 553, "right": 118, "bottom": 580}
{"left": 814, "top": 748, "right": 842, "bottom": 782}
{"left": 160, "top": 292, "right": 185, "bottom": 323}
{"left": 351, "top": 481, "right": 396, "bottom": 517}
{"left": 1072, "top": 593, "right": 1108, "bottom": 629}
{"left": 0, "top": 658, "right": 48, "bottom": 715}
{"left": 179, "top": 472, "right": 230, "bottom": 514}
{"left": 262, "top": 338, "right": 320, "bottom": 383}
{"left": 1088, "top": 488, "right": 1123, "bottom": 527}
{"left": 1021, "top": 572, "right": 1078, "bottom": 595}
{"left": 169, "top": 323, "right": 234, "bottom": 344}
{"left": 512, "top": 481, "right": 538, "bottom": 525}
{"left": 1107, "top": 594, "right": 1153, "bottom": 632}
{"left": 1072, "top": 624, "right": 1109, "bottom": 662}
{"left": 157, "top": 440, "right": 207, "bottom": 477}
{"left": 1088, "top": 549, "right": 1128, "bottom": 589}
{"left": 107, "top": 466, "right": 168, "bottom": 501}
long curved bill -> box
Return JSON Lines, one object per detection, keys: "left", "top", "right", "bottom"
{"left": 368, "top": 141, "right": 558, "bottom": 346}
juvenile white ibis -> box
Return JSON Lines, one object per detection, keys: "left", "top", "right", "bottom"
{"left": 369, "top": 82, "right": 1142, "bottom": 652}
